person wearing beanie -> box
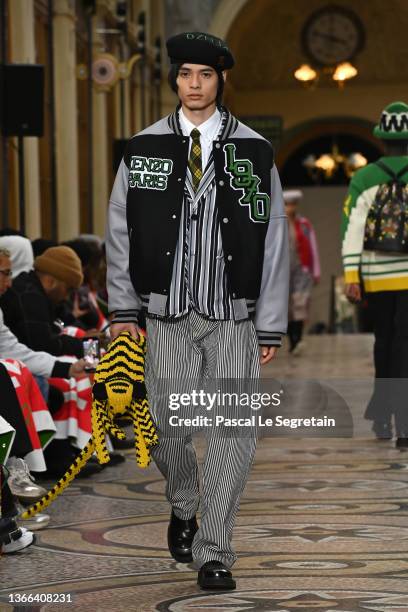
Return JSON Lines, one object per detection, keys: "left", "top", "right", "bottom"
{"left": 34, "top": 245, "right": 84, "bottom": 290}
{"left": 106, "top": 31, "right": 289, "bottom": 589}
{"left": 0, "top": 247, "right": 85, "bottom": 379}
{"left": 342, "top": 101, "right": 408, "bottom": 444}
{"left": 0, "top": 246, "right": 85, "bottom": 358}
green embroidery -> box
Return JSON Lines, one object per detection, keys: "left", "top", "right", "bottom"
{"left": 223, "top": 143, "right": 270, "bottom": 222}
{"left": 129, "top": 156, "right": 173, "bottom": 191}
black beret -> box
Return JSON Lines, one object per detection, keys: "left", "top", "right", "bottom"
{"left": 166, "top": 32, "right": 234, "bottom": 70}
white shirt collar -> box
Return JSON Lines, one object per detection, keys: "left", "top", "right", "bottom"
{"left": 179, "top": 107, "right": 222, "bottom": 143}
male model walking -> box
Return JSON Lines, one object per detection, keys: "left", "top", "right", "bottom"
{"left": 342, "top": 101, "right": 408, "bottom": 445}
{"left": 106, "top": 32, "right": 289, "bottom": 590}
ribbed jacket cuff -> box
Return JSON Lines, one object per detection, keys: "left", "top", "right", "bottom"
{"left": 111, "top": 309, "right": 140, "bottom": 324}
{"left": 256, "top": 331, "right": 283, "bottom": 347}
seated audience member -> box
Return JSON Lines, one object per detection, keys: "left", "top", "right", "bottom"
{"left": 62, "top": 238, "right": 109, "bottom": 332}
{"left": 0, "top": 247, "right": 83, "bottom": 380}
{"left": 0, "top": 247, "right": 100, "bottom": 480}
{"left": 0, "top": 235, "right": 34, "bottom": 279}
{"left": 0, "top": 245, "right": 85, "bottom": 358}
{"left": 0, "top": 248, "right": 85, "bottom": 378}
{"left": 0, "top": 245, "right": 122, "bottom": 479}
{"left": 60, "top": 239, "right": 99, "bottom": 330}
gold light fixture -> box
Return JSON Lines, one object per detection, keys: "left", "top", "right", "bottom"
{"left": 347, "top": 152, "right": 367, "bottom": 171}
{"left": 314, "top": 153, "right": 337, "bottom": 177}
{"left": 332, "top": 62, "right": 358, "bottom": 87}
{"left": 294, "top": 61, "right": 358, "bottom": 88}
{"left": 303, "top": 144, "right": 367, "bottom": 181}
{"left": 294, "top": 64, "right": 318, "bottom": 83}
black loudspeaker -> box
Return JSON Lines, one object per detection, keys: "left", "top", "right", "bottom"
{"left": 0, "top": 64, "right": 44, "bottom": 136}
{"left": 113, "top": 138, "right": 128, "bottom": 173}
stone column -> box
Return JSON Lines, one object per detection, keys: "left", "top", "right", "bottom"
{"left": 91, "top": 15, "right": 109, "bottom": 237}
{"left": 9, "top": 0, "right": 41, "bottom": 237}
{"left": 113, "top": 39, "right": 132, "bottom": 138}
{"left": 53, "top": 0, "right": 80, "bottom": 240}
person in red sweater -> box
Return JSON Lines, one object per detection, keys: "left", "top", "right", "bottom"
{"left": 284, "top": 190, "right": 320, "bottom": 354}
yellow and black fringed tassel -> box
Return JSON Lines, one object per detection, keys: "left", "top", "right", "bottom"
{"left": 22, "top": 332, "right": 158, "bottom": 519}
{"left": 22, "top": 440, "right": 96, "bottom": 518}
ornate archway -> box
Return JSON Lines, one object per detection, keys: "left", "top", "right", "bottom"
{"left": 276, "top": 117, "right": 384, "bottom": 186}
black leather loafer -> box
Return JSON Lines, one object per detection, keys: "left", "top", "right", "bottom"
{"left": 197, "top": 560, "right": 236, "bottom": 590}
{"left": 168, "top": 510, "right": 198, "bottom": 563}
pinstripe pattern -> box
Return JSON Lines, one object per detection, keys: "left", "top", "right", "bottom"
{"left": 167, "top": 108, "right": 235, "bottom": 320}
{"left": 145, "top": 309, "right": 259, "bottom": 568}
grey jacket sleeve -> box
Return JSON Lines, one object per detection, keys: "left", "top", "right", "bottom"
{"left": 254, "top": 165, "right": 289, "bottom": 347}
{"left": 105, "top": 158, "right": 141, "bottom": 322}
{"left": 0, "top": 307, "right": 56, "bottom": 377}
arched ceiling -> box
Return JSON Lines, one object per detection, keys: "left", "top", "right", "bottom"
{"left": 226, "top": 0, "right": 408, "bottom": 91}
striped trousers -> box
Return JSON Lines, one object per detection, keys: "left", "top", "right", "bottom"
{"left": 145, "top": 308, "right": 259, "bottom": 569}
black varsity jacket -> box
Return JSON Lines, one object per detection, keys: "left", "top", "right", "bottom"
{"left": 106, "top": 107, "right": 289, "bottom": 346}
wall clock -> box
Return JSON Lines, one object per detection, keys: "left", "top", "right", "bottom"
{"left": 302, "top": 5, "right": 365, "bottom": 67}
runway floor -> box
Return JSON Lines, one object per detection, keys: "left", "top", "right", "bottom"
{"left": 3, "top": 334, "right": 408, "bottom": 611}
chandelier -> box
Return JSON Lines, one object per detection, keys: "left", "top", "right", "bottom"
{"left": 294, "top": 62, "right": 358, "bottom": 89}
{"left": 303, "top": 144, "right": 367, "bottom": 181}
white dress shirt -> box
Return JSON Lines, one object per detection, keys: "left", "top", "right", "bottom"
{"left": 179, "top": 107, "right": 222, "bottom": 169}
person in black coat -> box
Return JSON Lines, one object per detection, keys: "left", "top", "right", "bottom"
{"left": 0, "top": 246, "right": 84, "bottom": 358}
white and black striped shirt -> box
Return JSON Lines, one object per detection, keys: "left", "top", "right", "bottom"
{"left": 165, "top": 108, "right": 238, "bottom": 319}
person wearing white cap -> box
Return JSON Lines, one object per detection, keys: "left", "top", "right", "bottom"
{"left": 283, "top": 189, "right": 320, "bottom": 354}
{"left": 0, "top": 235, "right": 34, "bottom": 279}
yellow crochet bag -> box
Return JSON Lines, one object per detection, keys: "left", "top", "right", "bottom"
{"left": 22, "top": 332, "right": 158, "bottom": 519}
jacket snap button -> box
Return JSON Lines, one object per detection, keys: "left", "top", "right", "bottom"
{"left": 177, "top": 178, "right": 182, "bottom": 182}
{"left": 223, "top": 217, "right": 229, "bottom": 223}
{"left": 218, "top": 180, "right": 224, "bottom": 186}
{"left": 227, "top": 255, "right": 233, "bottom": 261}
{"left": 166, "top": 251, "right": 171, "bottom": 256}
{"left": 172, "top": 214, "right": 177, "bottom": 219}
{"left": 215, "top": 143, "right": 221, "bottom": 149}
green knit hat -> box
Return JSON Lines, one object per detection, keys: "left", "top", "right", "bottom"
{"left": 373, "top": 101, "right": 408, "bottom": 140}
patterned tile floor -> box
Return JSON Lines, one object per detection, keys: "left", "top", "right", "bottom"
{"left": 2, "top": 335, "right": 408, "bottom": 611}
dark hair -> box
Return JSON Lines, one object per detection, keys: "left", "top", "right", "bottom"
{"left": 32, "top": 238, "right": 58, "bottom": 258}
{"left": 167, "top": 63, "right": 225, "bottom": 107}
{"left": 0, "top": 227, "right": 26, "bottom": 238}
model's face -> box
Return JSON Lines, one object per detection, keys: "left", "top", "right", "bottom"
{"left": 176, "top": 63, "right": 224, "bottom": 111}
{"left": 0, "top": 255, "right": 12, "bottom": 296}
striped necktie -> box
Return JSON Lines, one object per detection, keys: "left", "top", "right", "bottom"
{"left": 188, "top": 128, "right": 203, "bottom": 192}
